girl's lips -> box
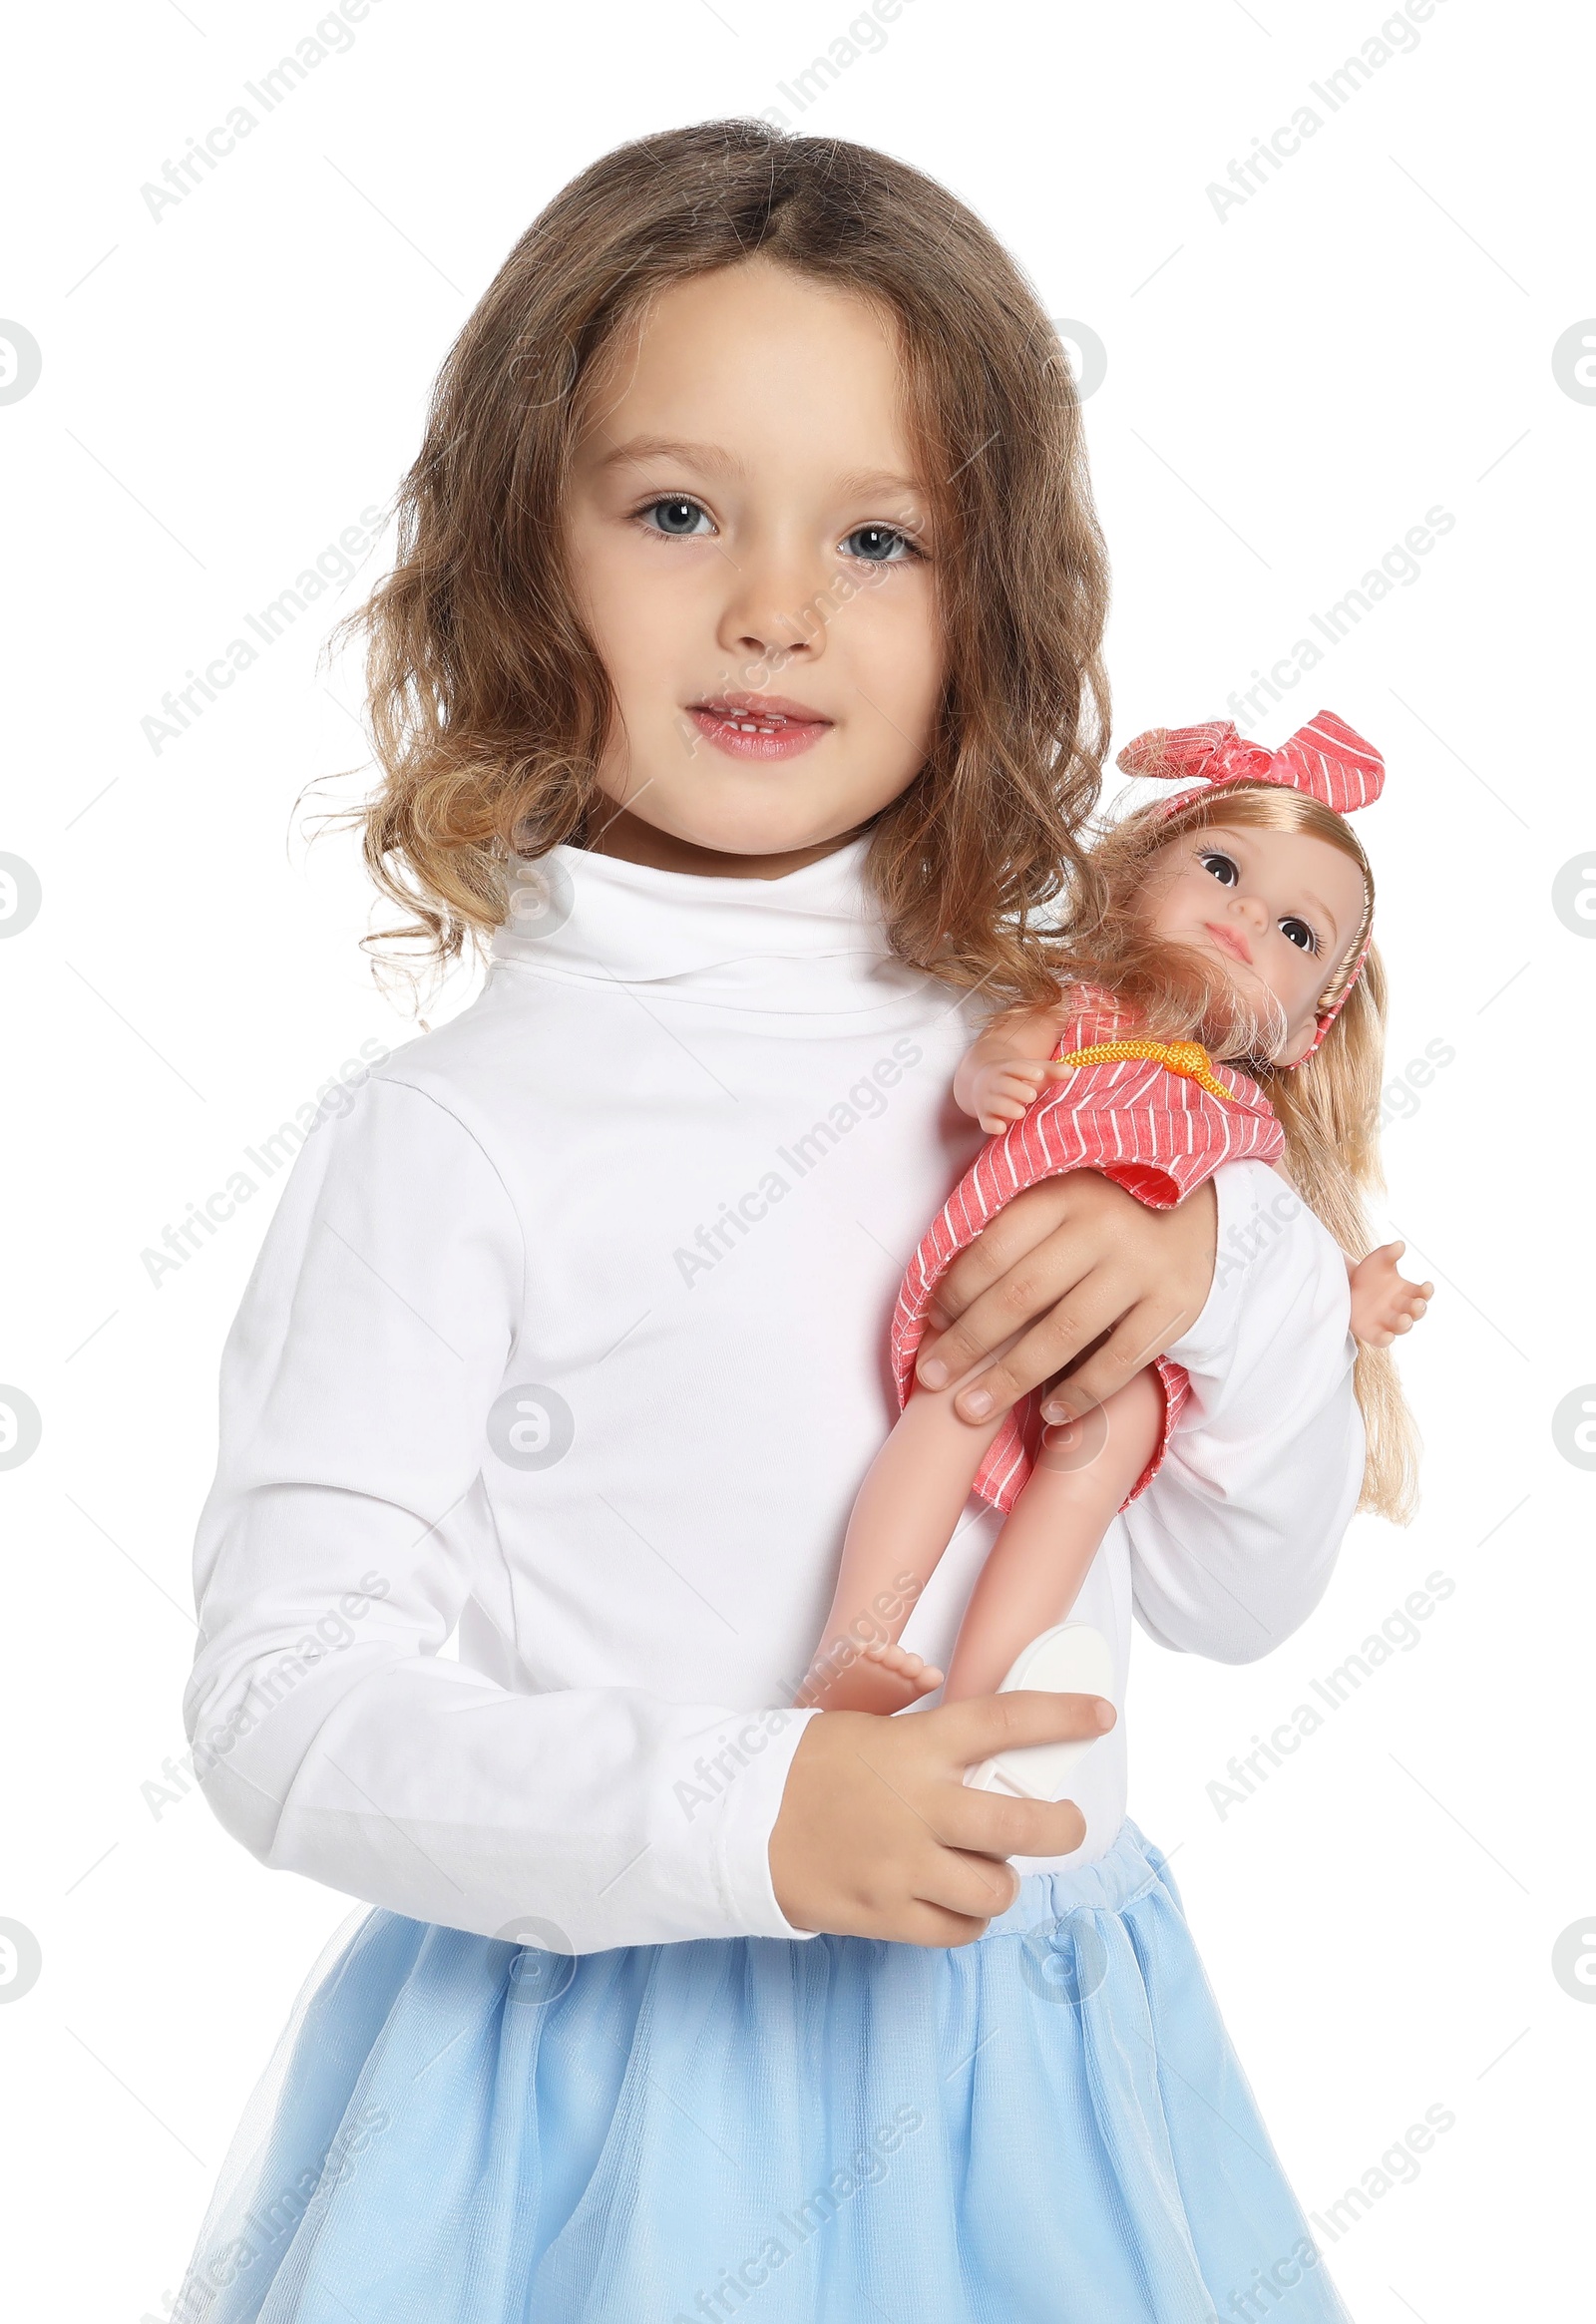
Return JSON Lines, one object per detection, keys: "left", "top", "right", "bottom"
{"left": 1204, "top": 922, "right": 1253, "bottom": 967}
{"left": 688, "top": 705, "right": 833, "bottom": 761}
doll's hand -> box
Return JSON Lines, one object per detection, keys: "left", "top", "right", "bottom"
{"left": 769, "top": 1691, "right": 1114, "bottom": 1946}
{"left": 914, "top": 1170, "right": 1216, "bottom": 1427}
{"left": 962, "top": 1056, "right": 1066, "bottom": 1137}
{"left": 1348, "top": 1241, "right": 1433, "bottom": 1348}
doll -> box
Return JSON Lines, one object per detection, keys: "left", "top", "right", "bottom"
{"left": 796, "top": 710, "right": 1430, "bottom": 1793}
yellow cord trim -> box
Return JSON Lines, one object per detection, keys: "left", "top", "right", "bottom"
{"left": 1054, "top": 1037, "right": 1236, "bottom": 1102}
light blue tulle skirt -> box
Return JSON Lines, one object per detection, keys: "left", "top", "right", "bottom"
{"left": 175, "top": 1820, "right": 1349, "bottom": 2323}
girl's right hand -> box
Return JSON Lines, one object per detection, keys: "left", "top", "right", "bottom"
{"left": 767, "top": 1692, "right": 1114, "bottom": 1945}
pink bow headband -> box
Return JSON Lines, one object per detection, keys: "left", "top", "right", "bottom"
{"left": 1115, "top": 708, "right": 1385, "bottom": 1062}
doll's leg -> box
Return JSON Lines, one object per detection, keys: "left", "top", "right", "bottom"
{"left": 796, "top": 1326, "right": 1027, "bottom": 1716}
{"left": 940, "top": 1365, "right": 1166, "bottom": 1703}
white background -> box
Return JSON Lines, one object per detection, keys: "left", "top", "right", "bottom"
{"left": 3, "top": 2, "right": 1593, "bottom": 2317}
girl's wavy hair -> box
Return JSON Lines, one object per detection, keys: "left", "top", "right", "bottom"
{"left": 1019, "top": 777, "right": 1420, "bottom": 1523}
{"left": 321, "top": 118, "right": 1110, "bottom": 1001}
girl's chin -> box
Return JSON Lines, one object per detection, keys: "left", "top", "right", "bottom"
{"left": 595, "top": 801, "right": 856, "bottom": 872}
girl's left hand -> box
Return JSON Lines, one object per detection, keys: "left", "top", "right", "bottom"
{"left": 914, "top": 1170, "right": 1217, "bottom": 1425}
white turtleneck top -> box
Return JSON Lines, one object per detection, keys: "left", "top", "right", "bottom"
{"left": 185, "top": 834, "right": 1361, "bottom": 1951}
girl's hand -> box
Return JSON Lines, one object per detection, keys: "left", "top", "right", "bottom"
{"left": 914, "top": 1170, "right": 1217, "bottom": 1426}
{"left": 769, "top": 1691, "right": 1114, "bottom": 1945}
{"left": 1348, "top": 1241, "right": 1433, "bottom": 1348}
{"left": 961, "top": 1055, "right": 1067, "bottom": 1137}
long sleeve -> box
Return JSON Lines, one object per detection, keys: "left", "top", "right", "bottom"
{"left": 184, "top": 1074, "right": 821, "bottom": 1953}
{"left": 1122, "top": 1158, "right": 1363, "bottom": 1663}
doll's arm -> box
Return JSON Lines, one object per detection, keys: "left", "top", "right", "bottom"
{"left": 1347, "top": 1241, "right": 1433, "bottom": 1348}
{"left": 1267, "top": 1166, "right": 1433, "bottom": 1348}
{"left": 953, "top": 998, "right": 1077, "bottom": 1136}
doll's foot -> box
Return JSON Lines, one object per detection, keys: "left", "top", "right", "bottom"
{"left": 862, "top": 1639, "right": 946, "bottom": 1703}
{"left": 798, "top": 1640, "right": 945, "bottom": 1716}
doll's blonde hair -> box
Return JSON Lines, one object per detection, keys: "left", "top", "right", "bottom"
{"left": 1019, "top": 779, "right": 1419, "bottom": 1524}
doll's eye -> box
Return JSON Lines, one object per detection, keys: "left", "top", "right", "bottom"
{"left": 635, "top": 495, "right": 713, "bottom": 539}
{"left": 1280, "top": 917, "right": 1320, "bottom": 955}
{"left": 841, "top": 523, "right": 922, "bottom": 565}
{"left": 1199, "top": 851, "right": 1239, "bottom": 887}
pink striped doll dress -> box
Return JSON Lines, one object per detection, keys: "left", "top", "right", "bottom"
{"left": 890, "top": 1002, "right": 1285, "bottom": 1518}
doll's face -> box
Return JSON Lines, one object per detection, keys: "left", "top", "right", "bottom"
{"left": 564, "top": 253, "right": 946, "bottom": 874}
{"left": 1137, "top": 818, "right": 1368, "bottom": 1064}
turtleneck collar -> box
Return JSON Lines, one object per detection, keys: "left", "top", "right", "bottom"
{"left": 488, "top": 831, "right": 936, "bottom": 1014}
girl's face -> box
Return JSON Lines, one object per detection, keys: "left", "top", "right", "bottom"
{"left": 564, "top": 254, "right": 947, "bottom": 876}
{"left": 1138, "top": 818, "right": 1368, "bottom": 1064}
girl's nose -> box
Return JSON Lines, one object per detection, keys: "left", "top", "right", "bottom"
{"left": 729, "top": 614, "right": 819, "bottom": 668}
{"left": 717, "top": 535, "right": 833, "bottom": 667}
{"left": 1231, "top": 891, "right": 1270, "bottom": 932}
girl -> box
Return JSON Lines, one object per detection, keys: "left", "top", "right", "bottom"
{"left": 798, "top": 714, "right": 1431, "bottom": 1796}
{"left": 178, "top": 124, "right": 1369, "bottom": 2323}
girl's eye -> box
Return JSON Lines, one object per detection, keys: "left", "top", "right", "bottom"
{"left": 1279, "top": 917, "right": 1320, "bottom": 956}
{"left": 840, "top": 523, "right": 922, "bottom": 565}
{"left": 1199, "top": 852, "right": 1239, "bottom": 887}
{"left": 634, "top": 495, "right": 713, "bottom": 540}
